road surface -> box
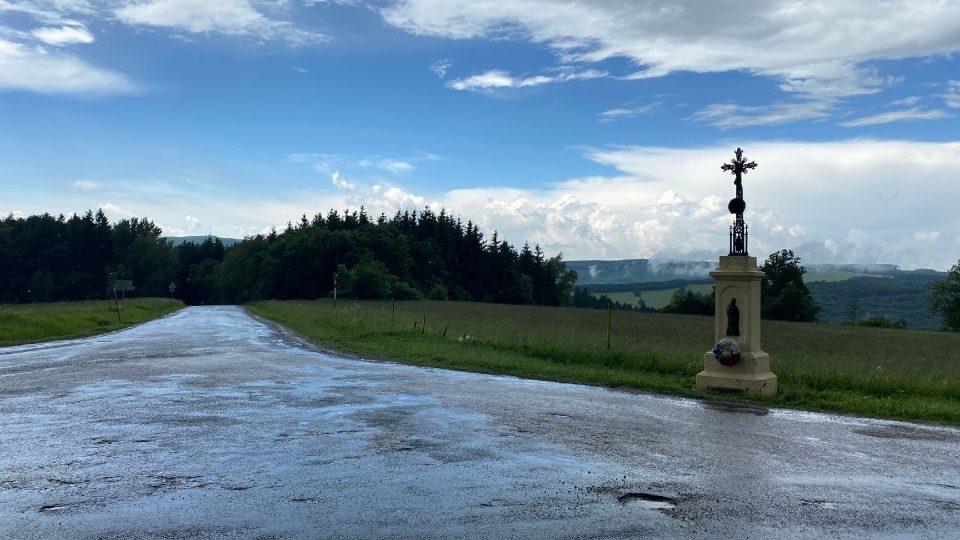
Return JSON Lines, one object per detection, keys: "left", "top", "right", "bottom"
{"left": 1, "top": 306, "right": 958, "bottom": 538}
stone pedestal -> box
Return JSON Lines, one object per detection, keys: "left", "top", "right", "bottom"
{"left": 695, "top": 255, "right": 777, "bottom": 395}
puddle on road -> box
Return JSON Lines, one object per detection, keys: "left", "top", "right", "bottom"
{"left": 853, "top": 425, "right": 959, "bottom": 442}
{"left": 703, "top": 400, "right": 769, "bottom": 416}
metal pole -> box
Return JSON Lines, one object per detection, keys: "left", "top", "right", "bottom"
{"left": 113, "top": 287, "right": 121, "bottom": 323}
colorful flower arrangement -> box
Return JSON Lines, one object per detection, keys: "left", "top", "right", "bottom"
{"left": 713, "top": 338, "right": 742, "bottom": 366}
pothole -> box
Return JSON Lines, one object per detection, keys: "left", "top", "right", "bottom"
{"left": 616, "top": 492, "right": 677, "bottom": 510}
{"left": 38, "top": 502, "right": 83, "bottom": 513}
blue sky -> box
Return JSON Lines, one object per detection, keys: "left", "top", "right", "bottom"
{"left": 2, "top": 1, "right": 960, "bottom": 269}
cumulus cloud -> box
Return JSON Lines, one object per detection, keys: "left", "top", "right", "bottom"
{"left": 381, "top": 0, "right": 960, "bottom": 98}
{"left": 184, "top": 214, "right": 201, "bottom": 232}
{"left": 99, "top": 202, "right": 135, "bottom": 218}
{"left": 284, "top": 140, "right": 960, "bottom": 268}
{"left": 331, "top": 170, "right": 355, "bottom": 192}
{"left": 839, "top": 107, "right": 950, "bottom": 127}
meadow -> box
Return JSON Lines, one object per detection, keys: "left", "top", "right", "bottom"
{"left": 0, "top": 298, "right": 183, "bottom": 346}
{"left": 603, "top": 284, "right": 715, "bottom": 309}
{"left": 249, "top": 299, "right": 960, "bottom": 425}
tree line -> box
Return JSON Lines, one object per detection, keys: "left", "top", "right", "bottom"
{"left": 0, "top": 210, "right": 176, "bottom": 303}
{"left": 4, "top": 210, "right": 958, "bottom": 331}
{"left": 0, "top": 208, "right": 577, "bottom": 307}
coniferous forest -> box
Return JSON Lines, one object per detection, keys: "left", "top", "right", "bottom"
{"left": 0, "top": 208, "right": 578, "bottom": 307}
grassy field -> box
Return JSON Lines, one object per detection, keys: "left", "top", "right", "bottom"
{"left": 249, "top": 299, "right": 960, "bottom": 425}
{"left": 0, "top": 298, "right": 184, "bottom": 347}
{"left": 597, "top": 285, "right": 714, "bottom": 309}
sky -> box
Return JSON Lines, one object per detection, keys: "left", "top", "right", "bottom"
{"left": 2, "top": 1, "right": 960, "bottom": 269}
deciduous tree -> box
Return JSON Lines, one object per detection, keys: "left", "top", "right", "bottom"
{"left": 761, "top": 249, "right": 820, "bottom": 322}
{"left": 930, "top": 259, "right": 960, "bottom": 331}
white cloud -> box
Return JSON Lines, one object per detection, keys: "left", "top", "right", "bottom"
{"left": 691, "top": 99, "right": 834, "bottom": 127}
{"left": 114, "top": 0, "right": 327, "bottom": 45}
{"left": 32, "top": 25, "right": 94, "bottom": 46}
{"left": 99, "top": 202, "right": 135, "bottom": 218}
{"left": 184, "top": 214, "right": 201, "bottom": 232}
{"left": 598, "top": 102, "right": 660, "bottom": 122}
{"left": 12, "top": 139, "right": 960, "bottom": 270}
{"left": 943, "top": 80, "right": 960, "bottom": 109}
{"left": 291, "top": 152, "right": 430, "bottom": 175}
{"left": 381, "top": 0, "right": 960, "bottom": 98}
{"left": 284, "top": 140, "right": 960, "bottom": 267}
{"left": 0, "top": 38, "right": 136, "bottom": 95}
{"left": 839, "top": 107, "right": 950, "bottom": 127}
{"left": 429, "top": 58, "right": 452, "bottom": 78}
{"left": 359, "top": 158, "right": 413, "bottom": 174}
{"left": 447, "top": 69, "right": 513, "bottom": 90}
{"left": 889, "top": 96, "right": 920, "bottom": 107}
{"left": 913, "top": 230, "right": 940, "bottom": 242}
{"left": 447, "top": 68, "right": 606, "bottom": 92}
{"left": 72, "top": 179, "right": 101, "bottom": 191}
{"left": 331, "top": 170, "right": 355, "bottom": 192}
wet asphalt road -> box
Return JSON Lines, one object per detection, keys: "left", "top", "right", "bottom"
{"left": 0, "top": 306, "right": 958, "bottom": 539}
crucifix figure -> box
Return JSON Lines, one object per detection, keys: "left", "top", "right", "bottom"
{"left": 720, "top": 147, "right": 757, "bottom": 256}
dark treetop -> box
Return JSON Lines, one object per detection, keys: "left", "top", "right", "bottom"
{"left": 721, "top": 147, "right": 757, "bottom": 256}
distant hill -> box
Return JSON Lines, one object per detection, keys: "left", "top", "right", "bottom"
{"left": 566, "top": 259, "right": 716, "bottom": 285}
{"left": 164, "top": 235, "right": 241, "bottom": 247}
{"left": 568, "top": 258, "right": 912, "bottom": 285}
{"left": 808, "top": 270, "right": 945, "bottom": 330}
{"left": 570, "top": 258, "right": 946, "bottom": 330}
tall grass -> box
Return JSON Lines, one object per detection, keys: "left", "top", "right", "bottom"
{"left": 248, "top": 299, "right": 960, "bottom": 425}
{"left": 0, "top": 298, "right": 183, "bottom": 346}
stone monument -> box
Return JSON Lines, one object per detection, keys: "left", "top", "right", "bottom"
{"left": 695, "top": 148, "right": 777, "bottom": 395}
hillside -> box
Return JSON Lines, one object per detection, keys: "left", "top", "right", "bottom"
{"left": 572, "top": 259, "right": 947, "bottom": 330}
{"left": 808, "top": 271, "right": 945, "bottom": 329}
{"left": 566, "top": 259, "right": 716, "bottom": 284}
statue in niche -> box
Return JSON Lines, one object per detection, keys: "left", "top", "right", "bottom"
{"left": 726, "top": 298, "right": 740, "bottom": 336}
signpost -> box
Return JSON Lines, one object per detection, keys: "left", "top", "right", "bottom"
{"left": 106, "top": 274, "right": 135, "bottom": 322}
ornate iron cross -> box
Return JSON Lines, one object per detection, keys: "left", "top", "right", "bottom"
{"left": 720, "top": 148, "right": 756, "bottom": 256}
{"left": 721, "top": 147, "right": 757, "bottom": 200}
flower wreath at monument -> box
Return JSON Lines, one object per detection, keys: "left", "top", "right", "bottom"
{"left": 713, "top": 338, "right": 742, "bottom": 366}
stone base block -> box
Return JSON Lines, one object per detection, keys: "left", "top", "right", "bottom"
{"left": 696, "top": 351, "right": 777, "bottom": 396}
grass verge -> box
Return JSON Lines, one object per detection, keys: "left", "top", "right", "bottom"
{"left": 248, "top": 299, "right": 960, "bottom": 426}
{"left": 0, "top": 298, "right": 184, "bottom": 347}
